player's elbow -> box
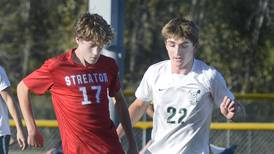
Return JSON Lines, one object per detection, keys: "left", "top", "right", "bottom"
{"left": 132, "top": 99, "right": 148, "bottom": 112}
{"left": 17, "top": 81, "right": 27, "bottom": 92}
{"left": 17, "top": 81, "right": 30, "bottom": 99}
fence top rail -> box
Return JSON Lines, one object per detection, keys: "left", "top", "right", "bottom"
{"left": 134, "top": 121, "right": 274, "bottom": 130}
{"left": 233, "top": 93, "right": 274, "bottom": 100}
{"left": 9, "top": 120, "right": 274, "bottom": 130}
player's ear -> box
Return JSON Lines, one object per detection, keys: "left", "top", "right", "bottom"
{"left": 75, "top": 37, "right": 80, "bottom": 44}
{"left": 164, "top": 39, "right": 168, "bottom": 47}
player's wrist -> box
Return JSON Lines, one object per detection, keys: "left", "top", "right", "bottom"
{"left": 27, "top": 125, "right": 38, "bottom": 135}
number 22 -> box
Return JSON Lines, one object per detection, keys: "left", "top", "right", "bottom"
{"left": 79, "top": 86, "right": 101, "bottom": 105}
{"left": 167, "top": 106, "right": 187, "bottom": 124}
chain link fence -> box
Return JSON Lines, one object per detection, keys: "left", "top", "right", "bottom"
{"left": 8, "top": 94, "right": 274, "bottom": 154}
{"left": 8, "top": 124, "right": 274, "bottom": 154}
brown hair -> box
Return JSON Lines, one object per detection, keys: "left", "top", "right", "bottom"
{"left": 161, "top": 17, "right": 199, "bottom": 46}
{"left": 74, "top": 13, "right": 114, "bottom": 46}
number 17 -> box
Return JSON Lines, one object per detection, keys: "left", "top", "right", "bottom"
{"left": 79, "top": 86, "right": 101, "bottom": 105}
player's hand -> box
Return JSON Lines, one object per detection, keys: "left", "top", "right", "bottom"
{"left": 28, "top": 128, "right": 44, "bottom": 148}
{"left": 17, "top": 128, "right": 27, "bottom": 150}
{"left": 220, "top": 96, "right": 236, "bottom": 120}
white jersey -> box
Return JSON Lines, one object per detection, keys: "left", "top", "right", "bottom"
{"left": 136, "top": 59, "right": 234, "bottom": 154}
{"left": 0, "top": 66, "right": 11, "bottom": 136}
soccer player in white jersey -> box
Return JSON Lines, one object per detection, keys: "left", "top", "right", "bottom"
{"left": 0, "top": 66, "right": 26, "bottom": 153}
{"left": 117, "top": 17, "right": 245, "bottom": 154}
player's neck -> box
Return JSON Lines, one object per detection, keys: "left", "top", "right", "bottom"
{"left": 73, "top": 49, "right": 87, "bottom": 66}
{"left": 171, "top": 60, "right": 193, "bottom": 75}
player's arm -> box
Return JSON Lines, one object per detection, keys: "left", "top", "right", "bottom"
{"left": 17, "top": 81, "right": 44, "bottom": 148}
{"left": 116, "top": 97, "right": 149, "bottom": 138}
{"left": 0, "top": 87, "right": 27, "bottom": 150}
{"left": 146, "top": 104, "right": 154, "bottom": 119}
{"left": 114, "top": 90, "right": 138, "bottom": 154}
{"left": 220, "top": 96, "right": 246, "bottom": 121}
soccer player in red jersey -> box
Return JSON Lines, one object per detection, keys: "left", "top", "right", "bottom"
{"left": 16, "top": 13, "right": 138, "bottom": 154}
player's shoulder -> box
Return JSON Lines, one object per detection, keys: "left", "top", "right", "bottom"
{"left": 0, "top": 65, "right": 7, "bottom": 76}
{"left": 99, "top": 55, "right": 117, "bottom": 64}
{"left": 0, "top": 65, "right": 4, "bottom": 79}
{"left": 49, "top": 50, "right": 70, "bottom": 62}
{"left": 0, "top": 65, "right": 9, "bottom": 85}
{"left": 0, "top": 65, "right": 5, "bottom": 72}
{"left": 194, "top": 59, "right": 221, "bottom": 82}
{"left": 97, "top": 55, "right": 119, "bottom": 71}
{"left": 147, "top": 60, "right": 169, "bottom": 73}
{"left": 194, "top": 59, "right": 217, "bottom": 74}
{"left": 43, "top": 50, "right": 71, "bottom": 69}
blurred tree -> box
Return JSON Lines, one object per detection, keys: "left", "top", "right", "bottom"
{"left": 0, "top": 0, "right": 87, "bottom": 119}
{"left": 196, "top": 0, "right": 273, "bottom": 93}
{"left": 124, "top": 0, "right": 191, "bottom": 87}
{"left": 0, "top": 0, "right": 273, "bottom": 120}
{"left": 124, "top": 0, "right": 274, "bottom": 93}
{"left": 0, "top": 0, "right": 87, "bottom": 84}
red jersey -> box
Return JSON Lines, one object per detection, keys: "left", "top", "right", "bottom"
{"left": 23, "top": 49, "right": 124, "bottom": 154}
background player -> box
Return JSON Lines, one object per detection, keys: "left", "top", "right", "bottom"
{"left": 0, "top": 66, "right": 26, "bottom": 153}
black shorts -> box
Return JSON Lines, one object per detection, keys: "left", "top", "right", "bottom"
{"left": 0, "top": 135, "right": 10, "bottom": 154}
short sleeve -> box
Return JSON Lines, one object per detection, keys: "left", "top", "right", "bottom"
{"left": 0, "top": 66, "right": 11, "bottom": 91}
{"left": 23, "top": 60, "right": 54, "bottom": 95}
{"left": 108, "top": 61, "right": 121, "bottom": 97}
{"left": 135, "top": 67, "right": 153, "bottom": 102}
{"left": 210, "top": 70, "right": 234, "bottom": 107}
